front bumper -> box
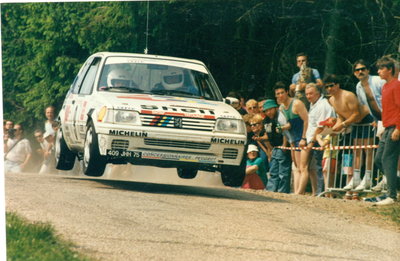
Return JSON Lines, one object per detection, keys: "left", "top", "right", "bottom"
{"left": 96, "top": 125, "right": 246, "bottom": 166}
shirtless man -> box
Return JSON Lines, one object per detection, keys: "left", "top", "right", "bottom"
{"left": 323, "top": 74, "right": 370, "bottom": 190}
{"left": 352, "top": 60, "right": 385, "bottom": 191}
{"left": 275, "top": 82, "right": 308, "bottom": 194}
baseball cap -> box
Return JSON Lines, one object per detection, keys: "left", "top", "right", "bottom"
{"left": 263, "top": 99, "right": 278, "bottom": 111}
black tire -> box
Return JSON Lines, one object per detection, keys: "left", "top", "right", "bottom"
{"left": 55, "top": 128, "right": 76, "bottom": 170}
{"left": 220, "top": 156, "right": 246, "bottom": 187}
{"left": 83, "top": 122, "right": 107, "bottom": 177}
{"left": 177, "top": 168, "right": 198, "bottom": 179}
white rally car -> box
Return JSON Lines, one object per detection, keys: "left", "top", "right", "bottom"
{"left": 56, "top": 52, "right": 246, "bottom": 186}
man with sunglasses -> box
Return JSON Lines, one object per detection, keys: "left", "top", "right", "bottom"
{"left": 323, "top": 74, "right": 370, "bottom": 191}
{"left": 352, "top": 60, "right": 386, "bottom": 191}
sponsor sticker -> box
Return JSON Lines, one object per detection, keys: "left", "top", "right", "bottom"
{"left": 210, "top": 137, "right": 245, "bottom": 145}
{"left": 109, "top": 130, "right": 148, "bottom": 137}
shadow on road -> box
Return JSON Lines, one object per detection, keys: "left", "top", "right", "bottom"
{"left": 68, "top": 178, "right": 285, "bottom": 203}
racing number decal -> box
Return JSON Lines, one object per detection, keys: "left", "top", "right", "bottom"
{"left": 80, "top": 101, "right": 88, "bottom": 121}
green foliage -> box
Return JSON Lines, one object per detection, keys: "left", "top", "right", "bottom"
{"left": 2, "top": 0, "right": 400, "bottom": 133}
{"left": 6, "top": 212, "right": 91, "bottom": 261}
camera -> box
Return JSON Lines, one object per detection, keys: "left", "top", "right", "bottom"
{"left": 8, "top": 128, "right": 16, "bottom": 139}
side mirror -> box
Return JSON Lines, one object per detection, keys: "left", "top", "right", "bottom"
{"left": 225, "top": 97, "right": 239, "bottom": 105}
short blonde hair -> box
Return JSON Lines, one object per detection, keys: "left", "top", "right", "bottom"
{"left": 249, "top": 113, "right": 263, "bottom": 124}
{"left": 246, "top": 99, "right": 257, "bottom": 108}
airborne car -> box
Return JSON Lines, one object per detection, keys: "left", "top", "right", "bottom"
{"left": 56, "top": 52, "right": 246, "bottom": 186}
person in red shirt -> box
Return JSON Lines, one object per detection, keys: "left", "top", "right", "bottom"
{"left": 366, "top": 56, "right": 400, "bottom": 205}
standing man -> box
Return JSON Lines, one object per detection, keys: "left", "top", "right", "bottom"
{"left": 353, "top": 59, "right": 386, "bottom": 191}
{"left": 324, "top": 74, "right": 370, "bottom": 190}
{"left": 4, "top": 124, "right": 32, "bottom": 173}
{"left": 262, "top": 99, "right": 292, "bottom": 193}
{"left": 299, "top": 83, "right": 335, "bottom": 195}
{"left": 367, "top": 56, "right": 400, "bottom": 205}
{"left": 44, "top": 105, "right": 56, "bottom": 137}
{"left": 289, "top": 53, "right": 323, "bottom": 109}
{"left": 275, "top": 82, "right": 308, "bottom": 194}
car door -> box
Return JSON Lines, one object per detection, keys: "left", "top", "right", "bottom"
{"left": 62, "top": 59, "right": 92, "bottom": 147}
{"left": 72, "top": 57, "right": 102, "bottom": 148}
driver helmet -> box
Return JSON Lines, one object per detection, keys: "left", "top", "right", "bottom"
{"left": 161, "top": 67, "right": 184, "bottom": 90}
{"left": 107, "top": 68, "right": 132, "bottom": 87}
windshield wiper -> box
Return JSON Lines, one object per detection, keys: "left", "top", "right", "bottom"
{"left": 151, "top": 89, "right": 196, "bottom": 97}
{"left": 100, "top": 86, "right": 144, "bottom": 93}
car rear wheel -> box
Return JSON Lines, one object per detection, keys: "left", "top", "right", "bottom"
{"left": 55, "top": 128, "right": 76, "bottom": 170}
{"left": 83, "top": 122, "right": 107, "bottom": 176}
{"left": 177, "top": 168, "right": 198, "bottom": 179}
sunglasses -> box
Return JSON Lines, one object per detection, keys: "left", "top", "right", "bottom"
{"left": 249, "top": 123, "right": 260, "bottom": 127}
{"left": 248, "top": 106, "right": 257, "bottom": 110}
{"left": 325, "top": 83, "right": 335, "bottom": 89}
{"left": 354, "top": 67, "right": 367, "bottom": 72}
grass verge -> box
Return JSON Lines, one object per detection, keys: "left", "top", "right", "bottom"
{"left": 368, "top": 204, "right": 400, "bottom": 225}
{"left": 6, "top": 212, "right": 92, "bottom": 261}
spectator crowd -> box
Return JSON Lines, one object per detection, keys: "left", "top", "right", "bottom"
{"left": 3, "top": 53, "right": 400, "bottom": 205}
{"left": 229, "top": 54, "right": 400, "bottom": 206}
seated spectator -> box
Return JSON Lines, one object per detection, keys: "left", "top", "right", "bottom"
{"left": 241, "top": 144, "right": 267, "bottom": 190}
{"left": 4, "top": 123, "right": 32, "bottom": 173}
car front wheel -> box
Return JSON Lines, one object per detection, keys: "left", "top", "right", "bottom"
{"left": 83, "top": 122, "right": 107, "bottom": 176}
{"left": 220, "top": 156, "right": 246, "bottom": 187}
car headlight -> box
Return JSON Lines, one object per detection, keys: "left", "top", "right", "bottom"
{"left": 214, "top": 118, "right": 245, "bottom": 134}
{"left": 100, "top": 108, "right": 141, "bottom": 125}
{"left": 114, "top": 110, "right": 141, "bottom": 125}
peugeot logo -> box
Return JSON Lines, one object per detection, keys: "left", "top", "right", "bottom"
{"left": 174, "top": 117, "right": 183, "bottom": 128}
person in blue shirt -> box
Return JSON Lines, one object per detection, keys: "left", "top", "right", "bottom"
{"left": 289, "top": 53, "right": 323, "bottom": 109}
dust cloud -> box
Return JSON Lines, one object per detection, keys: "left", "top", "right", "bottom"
{"left": 58, "top": 161, "right": 225, "bottom": 188}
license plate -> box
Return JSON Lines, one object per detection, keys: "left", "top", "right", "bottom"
{"left": 106, "top": 149, "right": 216, "bottom": 163}
{"left": 106, "top": 150, "right": 141, "bottom": 158}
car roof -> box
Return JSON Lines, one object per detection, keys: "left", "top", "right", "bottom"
{"left": 90, "top": 52, "right": 206, "bottom": 66}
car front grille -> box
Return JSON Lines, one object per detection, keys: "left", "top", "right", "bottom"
{"left": 144, "top": 138, "right": 211, "bottom": 150}
{"left": 111, "top": 139, "right": 129, "bottom": 150}
{"left": 223, "top": 148, "right": 238, "bottom": 159}
{"left": 140, "top": 114, "right": 215, "bottom": 132}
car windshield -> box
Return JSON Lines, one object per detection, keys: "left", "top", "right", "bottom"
{"left": 98, "top": 57, "right": 223, "bottom": 101}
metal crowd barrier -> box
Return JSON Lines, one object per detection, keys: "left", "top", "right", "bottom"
{"left": 320, "top": 123, "right": 382, "bottom": 197}
{"left": 276, "top": 123, "right": 383, "bottom": 197}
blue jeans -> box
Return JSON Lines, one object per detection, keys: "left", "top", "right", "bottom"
{"left": 311, "top": 150, "right": 324, "bottom": 194}
{"left": 267, "top": 148, "right": 291, "bottom": 193}
{"left": 374, "top": 126, "right": 400, "bottom": 199}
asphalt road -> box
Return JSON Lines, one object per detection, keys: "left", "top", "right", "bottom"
{"left": 5, "top": 165, "right": 400, "bottom": 261}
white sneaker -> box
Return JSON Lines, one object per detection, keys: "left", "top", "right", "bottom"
{"left": 371, "top": 178, "right": 387, "bottom": 192}
{"left": 373, "top": 197, "right": 396, "bottom": 206}
{"left": 354, "top": 176, "right": 371, "bottom": 191}
{"left": 343, "top": 178, "right": 354, "bottom": 191}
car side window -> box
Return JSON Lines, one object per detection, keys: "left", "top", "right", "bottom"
{"left": 79, "top": 57, "right": 101, "bottom": 95}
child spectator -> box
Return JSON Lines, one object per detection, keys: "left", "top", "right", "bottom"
{"left": 241, "top": 144, "right": 267, "bottom": 190}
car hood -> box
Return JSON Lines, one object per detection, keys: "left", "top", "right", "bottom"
{"left": 98, "top": 93, "right": 242, "bottom": 120}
